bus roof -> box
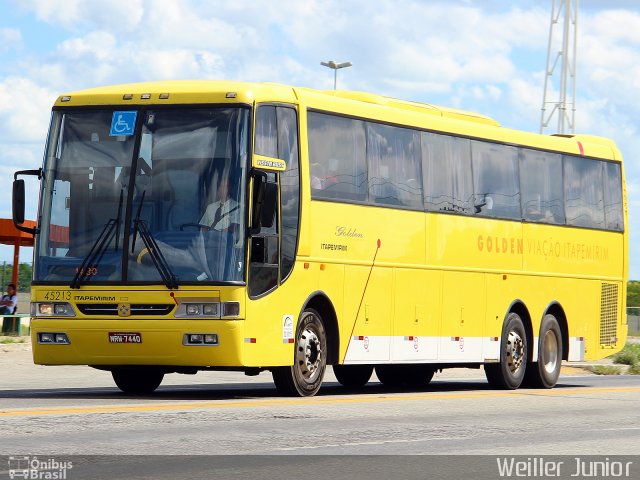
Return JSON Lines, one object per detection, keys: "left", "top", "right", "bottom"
{"left": 54, "top": 80, "right": 621, "bottom": 161}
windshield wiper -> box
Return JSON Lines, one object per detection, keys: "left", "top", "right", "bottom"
{"left": 131, "top": 192, "right": 179, "bottom": 289}
{"left": 70, "top": 191, "right": 124, "bottom": 289}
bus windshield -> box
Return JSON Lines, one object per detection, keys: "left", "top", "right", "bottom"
{"left": 35, "top": 107, "right": 250, "bottom": 285}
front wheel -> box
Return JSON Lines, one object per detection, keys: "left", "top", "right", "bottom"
{"left": 523, "top": 314, "right": 563, "bottom": 388}
{"left": 485, "top": 312, "right": 528, "bottom": 390}
{"left": 112, "top": 368, "right": 164, "bottom": 394}
{"left": 272, "top": 309, "right": 327, "bottom": 396}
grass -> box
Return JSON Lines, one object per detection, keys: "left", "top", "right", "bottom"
{"left": 586, "top": 365, "right": 623, "bottom": 375}
{"left": 0, "top": 338, "right": 27, "bottom": 344}
{"left": 612, "top": 343, "right": 640, "bottom": 366}
{"left": 595, "top": 343, "right": 640, "bottom": 375}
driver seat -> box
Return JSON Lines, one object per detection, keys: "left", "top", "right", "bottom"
{"left": 167, "top": 170, "right": 201, "bottom": 230}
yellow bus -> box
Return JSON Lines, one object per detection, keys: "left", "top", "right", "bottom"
{"left": 13, "top": 80, "right": 627, "bottom": 396}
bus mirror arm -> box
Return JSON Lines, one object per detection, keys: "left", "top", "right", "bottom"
{"left": 12, "top": 168, "right": 42, "bottom": 235}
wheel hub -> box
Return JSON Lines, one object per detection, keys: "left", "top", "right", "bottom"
{"left": 542, "top": 330, "right": 558, "bottom": 374}
{"left": 297, "top": 326, "right": 323, "bottom": 382}
{"left": 506, "top": 331, "right": 525, "bottom": 374}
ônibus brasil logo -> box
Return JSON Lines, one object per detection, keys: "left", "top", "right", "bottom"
{"left": 8, "top": 456, "right": 73, "bottom": 479}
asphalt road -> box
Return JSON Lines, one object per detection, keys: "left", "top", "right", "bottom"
{"left": 1, "top": 343, "right": 640, "bottom": 478}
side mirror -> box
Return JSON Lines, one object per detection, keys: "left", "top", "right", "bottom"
{"left": 12, "top": 179, "right": 25, "bottom": 225}
{"left": 12, "top": 168, "right": 42, "bottom": 235}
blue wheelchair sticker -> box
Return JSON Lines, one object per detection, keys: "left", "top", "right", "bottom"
{"left": 110, "top": 111, "right": 137, "bottom": 136}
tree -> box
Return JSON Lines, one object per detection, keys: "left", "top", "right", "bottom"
{"left": 629, "top": 281, "right": 640, "bottom": 308}
{"left": 0, "top": 263, "right": 32, "bottom": 292}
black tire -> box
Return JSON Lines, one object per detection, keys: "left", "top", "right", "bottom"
{"left": 485, "top": 312, "right": 527, "bottom": 390}
{"left": 523, "top": 314, "right": 562, "bottom": 389}
{"left": 112, "top": 368, "right": 164, "bottom": 394}
{"left": 375, "top": 364, "right": 435, "bottom": 388}
{"left": 333, "top": 364, "right": 373, "bottom": 388}
{"left": 272, "top": 308, "right": 327, "bottom": 396}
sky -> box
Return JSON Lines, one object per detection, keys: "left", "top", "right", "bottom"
{"left": 0, "top": 0, "right": 638, "bottom": 278}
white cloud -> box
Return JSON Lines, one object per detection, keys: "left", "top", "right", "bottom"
{"left": 0, "top": 143, "right": 43, "bottom": 220}
{"left": 0, "top": 28, "right": 22, "bottom": 52}
{"left": 0, "top": 77, "right": 55, "bottom": 143}
{"left": 20, "top": 0, "right": 144, "bottom": 31}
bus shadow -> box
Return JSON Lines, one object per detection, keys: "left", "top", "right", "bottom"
{"left": 0, "top": 379, "right": 594, "bottom": 403}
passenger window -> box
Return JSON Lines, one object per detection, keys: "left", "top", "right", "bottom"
{"left": 564, "top": 155, "right": 605, "bottom": 229}
{"left": 519, "top": 149, "right": 565, "bottom": 224}
{"left": 308, "top": 112, "right": 367, "bottom": 202}
{"left": 471, "top": 141, "right": 520, "bottom": 219}
{"left": 422, "top": 133, "right": 473, "bottom": 214}
{"left": 603, "top": 161, "right": 624, "bottom": 231}
{"left": 366, "top": 123, "right": 422, "bottom": 208}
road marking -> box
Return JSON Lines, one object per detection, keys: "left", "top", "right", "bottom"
{"left": 274, "top": 435, "right": 469, "bottom": 451}
{"left": 1, "top": 386, "right": 639, "bottom": 418}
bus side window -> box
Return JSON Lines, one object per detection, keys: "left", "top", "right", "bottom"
{"left": 308, "top": 112, "right": 367, "bottom": 202}
{"left": 519, "top": 149, "right": 564, "bottom": 224}
{"left": 471, "top": 141, "right": 521, "bottom": 220}
{"left": 366, "top": 123, "right": 422, "bottom": 209}
{"left": 564, "top": 155, "right": 605, "bottom": 229}
{"left": 422, "top": 133, "right": 474, "bottom": 214}
{"left": 255, "top": 106, "right": 278, "bottom": 157}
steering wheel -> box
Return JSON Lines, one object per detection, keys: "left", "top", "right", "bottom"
{"left": 179, "top": 223, "right": 211, "bottom": 232}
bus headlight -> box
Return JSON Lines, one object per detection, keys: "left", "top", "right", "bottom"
{"left": 184, "top": 333, "right": 219, "bottom": 345}
{"left": 203, "top": 304, "right": 217, "bottom": 316}
{"left": 32, "top": 302, "right": 76, "bottom": 317}
{"left": 175, "top": 302, "right": 240, "bottom": 319}
{"left": 38, "top": 332, "right": 70, "bottom": 344}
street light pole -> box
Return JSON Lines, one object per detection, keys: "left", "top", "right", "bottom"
{"left": 320, "top": 60, "right": 353, "bottom": 90}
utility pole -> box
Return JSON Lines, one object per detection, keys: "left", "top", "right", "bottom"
{"left": 540, "top": 0, "right": 578, "bottom": 134}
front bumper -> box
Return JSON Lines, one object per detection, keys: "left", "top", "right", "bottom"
{"left": 31, "top": 318, "right": 245, "bottom": 367}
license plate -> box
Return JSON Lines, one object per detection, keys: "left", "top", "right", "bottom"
{"left": 108, "top": 332, "right": 142, "bottom": 343}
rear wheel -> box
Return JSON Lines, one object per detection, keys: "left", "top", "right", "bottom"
{"left": 485, "top": 312, "right": 527, "bottom": 390}
{"left": 272, "top": 308, "right": 327, "bottom": 396}
{"left": 524, "top": 314, "right": 562, "bottom": 388}
{"left": 375, "top": 364, "right": 435, "bottom": 388}
{"left": 112, "top": 368, "right": 164, "bottom": 394}
{"left": 333, "top": 364, "right": 373, "bottom": 388}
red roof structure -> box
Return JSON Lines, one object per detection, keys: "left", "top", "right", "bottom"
{"left": 0, "top": 219, "right": 36, "bottom": 286}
